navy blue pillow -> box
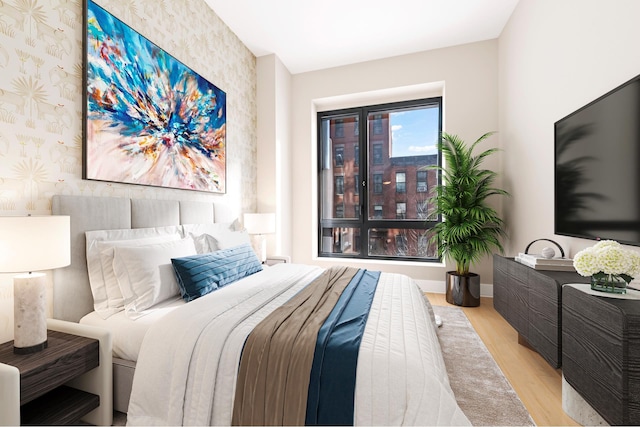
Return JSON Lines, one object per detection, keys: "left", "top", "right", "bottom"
{"left": 171, "top": 243, "right": 263, "bottom": 302}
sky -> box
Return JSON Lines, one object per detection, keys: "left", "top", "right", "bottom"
{"left": 389, "top": 106, "right": 439, "bottom": 157}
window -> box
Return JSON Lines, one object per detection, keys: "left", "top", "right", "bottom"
{"left": 335, "top": 176, "right": 344, "bottom": 195}
{"left": 396, "top": 202, "right": 406, "bottom": 219}
{"left": 335, "top": 145, "right": 344, "bottom": 167}
{"left": 372, "top": 144, "right": 383, "bottom": 164}
{"left": 335, "top": 119, "right": 344, "bottom": 137}
{"left": 373, "top": 173, "right": 383, "bottom": 194}
{"left": 396, "top": 172, "right": 406, "bottom": 193}
{"left": 317, "top": 97, "right": 442, "bottom": 261}
{"left": 373, "top": 114, "right": 383, "bottom": 135}
{"left": 417, "top": 170, "right": 427, "bottom": 192}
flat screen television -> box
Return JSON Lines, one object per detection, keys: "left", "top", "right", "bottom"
{"left": 555, "top": 73, "right": 640, "bottom": 247}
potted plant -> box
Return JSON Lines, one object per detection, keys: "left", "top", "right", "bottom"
{"left": 428, "top": 132, "right": 509, "bottom": 306}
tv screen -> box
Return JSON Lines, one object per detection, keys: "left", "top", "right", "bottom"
{"left": 555, "top": 73, "right": 640, "bottom": 246}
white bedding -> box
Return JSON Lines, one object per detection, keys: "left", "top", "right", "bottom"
{"left": 80, "top": 296, "right": 185, "bottom": 361}
{"left": 126, "top": 264, "right": 470, "bottom": 426}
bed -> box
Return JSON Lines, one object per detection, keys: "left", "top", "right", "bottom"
{"left": 51, "top": 194, "right": 470, "bottom": 426}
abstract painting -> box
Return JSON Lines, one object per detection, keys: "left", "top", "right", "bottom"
{"left": 83, "top": 0, "right": 226, "bottom": 193}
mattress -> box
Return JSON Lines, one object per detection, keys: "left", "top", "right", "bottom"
{"left": 80, "top": 296, "right": 185, "bottom": 361}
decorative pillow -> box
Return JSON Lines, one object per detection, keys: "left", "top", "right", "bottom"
{"left": 85, "top": 226, "right": 182, "bottom": 319}
{"left": 171, "top": 243, "right": 263, "bottom": 302}
{"left": 112, "top": 237, "right": 197, "bottom": 319}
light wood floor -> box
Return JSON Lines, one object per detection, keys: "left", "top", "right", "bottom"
{"left": 426, "top": 293, "right": 579, "bottom": 426}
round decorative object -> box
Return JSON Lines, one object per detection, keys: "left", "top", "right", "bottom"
{"left": 524, "top": 238, "right": 566, "bottom": 258}
{"left": 541, "top": 247, "right": 555, "bottom": 259}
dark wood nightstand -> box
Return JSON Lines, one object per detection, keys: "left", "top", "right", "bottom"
{"left": 0, "top": 320, "right": 113, "bottom": 426}
{"left": 0, "top": 330, "right": 99, "bottom": 425}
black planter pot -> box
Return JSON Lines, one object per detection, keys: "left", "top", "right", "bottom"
{"left": 445, "top": 271, "right": 480, "bottom": 307}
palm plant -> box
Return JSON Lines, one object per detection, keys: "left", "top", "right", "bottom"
{"left": 428, "top": 132, "right": 509, "bottom": 276}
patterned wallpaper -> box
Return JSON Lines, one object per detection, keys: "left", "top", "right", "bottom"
{"left": 0, "top": 0, "right": 257, "bottom": 214}
{"left": 0, "top": 0, "right": 257, "bottom": 343}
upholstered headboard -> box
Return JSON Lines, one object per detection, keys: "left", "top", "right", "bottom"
{"left": 51, "top": 195, "right": 217, "bottom": 322}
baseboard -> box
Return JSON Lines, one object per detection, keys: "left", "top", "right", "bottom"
{"left": 416, "top": 279, "right": 493, "bottom": 298}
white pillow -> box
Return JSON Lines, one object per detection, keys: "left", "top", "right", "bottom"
{"left": 182, "top": 223, "right": 250, "bottom": 253}
{"left": 85, "top": 226, "right": 181, "bottom": 319}
{"left": 112, "top": 237, "right": 197, "bottom": 319}
{"left": 97, "top": 235, "right": 181, "bottom": 315}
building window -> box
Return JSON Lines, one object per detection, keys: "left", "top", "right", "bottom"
{"left": 373, "top": 114, "right": 383, "bottom": 135}
{"left": 335, "top": 145, "right": 344, "bottom": 167}
{"left": 317, "top": 97, "right": 442, "bottom": 261}
{"left": 374, "top": 205, "right": 383, "bottom": 219}
{"left": 417, "top": 170, "right": 427, "bottom": 192}
{"left": 372, "top": 144, "right": 383, "bottom": 164}
{"left": 395, "top": 234, "right": 408, "bottom": 256}
{"left": 335, "top": 176, "right": 344, "bottom": 195}
{"left": 396, "top": 202, "right": 406, "bottom": 219}
{"left": 396, "top": 172, "right": 406, "bottom": 193}
{"left": 335, "top": 119, "right": 344, "bottom": 137}
{"left": 373, "top": 173, "right": 383, "bottom": 194}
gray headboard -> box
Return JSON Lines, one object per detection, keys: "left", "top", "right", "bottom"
{"left": 51, "top": 195, "right": 217, "bottom": 322}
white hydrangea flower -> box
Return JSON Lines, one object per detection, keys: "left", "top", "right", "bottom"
{"left": 598, "top": 245, "right": 630, "bottom": 275}
{"left": 627, "top": 251, "right": 640, "bottom": 278}
{"left": 593, "top": 240, "right": 621, "bottom": 250}
{"left": 573, "top": 240, "right": 638, "bottom": 280}
{"left": 573, "top": 247, "right": 600, "bottom": 276}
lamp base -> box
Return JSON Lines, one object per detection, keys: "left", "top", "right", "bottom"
{"left": 13, "top": 272, "right": 48, "bottom": 354}
{"left": 14, "top": 340, "right": 48, "bottom": 355}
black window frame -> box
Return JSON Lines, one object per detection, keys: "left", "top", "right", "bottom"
{"left": 317, "top": 97, "right": 442, "bottom": 262}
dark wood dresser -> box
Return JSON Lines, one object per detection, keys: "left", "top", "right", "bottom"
{"left": 492, "top": 255, "right": 589, "bottom": 368}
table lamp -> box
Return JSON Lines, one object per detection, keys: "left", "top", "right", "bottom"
{"left": 0, "top": 215, "right": 70, "bottom": 354}
{"left": 243, "top": 213, "right": 276, "bottom": 263}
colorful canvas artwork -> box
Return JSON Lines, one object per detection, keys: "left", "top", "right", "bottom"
{"left": 84, "top": 0, "right": 226, "bottom": 193}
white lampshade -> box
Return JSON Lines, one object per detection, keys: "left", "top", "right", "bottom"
{"left": 0, "top": 215, "right": 70, "bottom": 354}
{"left": 243, "top": 213, "right": 276, "bottom": 235}
{"left": 0, "top": 215, "right": 70, "bottom": 273}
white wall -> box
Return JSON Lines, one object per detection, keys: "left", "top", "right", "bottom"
{"left": 499, "top": 0, "right": 640, "bottom": 258}
{"left": 286, "top": 40, "right": 501, "bottom": 286}
{"left": 256, "top": 55, "right": 293, "bottom": 257}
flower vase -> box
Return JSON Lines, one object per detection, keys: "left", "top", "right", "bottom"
{"left": 590, "top": 274, "right": 627, "bottom": 294}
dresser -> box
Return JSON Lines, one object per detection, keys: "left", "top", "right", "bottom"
{"left": 492, "top": 255, "right": 589, "bottom": 368}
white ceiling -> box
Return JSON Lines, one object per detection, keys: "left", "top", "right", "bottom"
{"left": 204, "top": 0, "right": 520, "bottom": 74}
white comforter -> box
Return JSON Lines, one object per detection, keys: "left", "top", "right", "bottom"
{"left": 126, "top": 264, "right": 470, "bottom": 426}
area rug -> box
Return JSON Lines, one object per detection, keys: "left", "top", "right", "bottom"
{"left": 433, "top": 305, "right": 535, "bottom": 426}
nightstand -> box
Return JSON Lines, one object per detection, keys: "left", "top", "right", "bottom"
{"left": 0, "top": 320, "right": 112, "bottom": 426}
